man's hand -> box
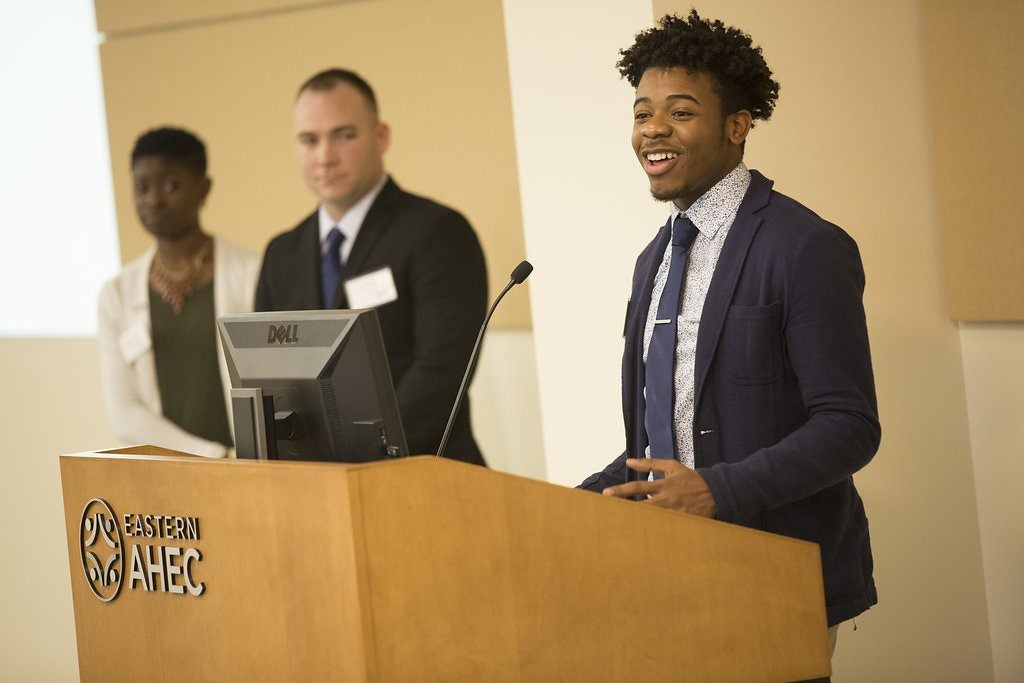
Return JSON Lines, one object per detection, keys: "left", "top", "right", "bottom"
{"left": 602, "top": 458, "right": 717, "bottom": 518}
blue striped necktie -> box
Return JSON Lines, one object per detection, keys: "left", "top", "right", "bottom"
{"left": 643, "top": 214, "right": 700, "bottom": 471}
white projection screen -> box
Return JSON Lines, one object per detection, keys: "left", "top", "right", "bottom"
{"left": 0, "top": 0, "right": 119, "bottom": 336}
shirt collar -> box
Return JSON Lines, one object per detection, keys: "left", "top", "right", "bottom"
{"left": 318, "top": 174, "right": 389, "bottom": 247}
{"left": 670, "top": 162, "right": 751, "bottom": 238}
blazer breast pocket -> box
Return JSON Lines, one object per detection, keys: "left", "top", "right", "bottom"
{"left": 721, "top": 302, "right": 783, "bottom": 385}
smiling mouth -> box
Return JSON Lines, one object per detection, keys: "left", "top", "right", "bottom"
{"left": 641, "top": 150, "right": 680, "bottom": 175}
{"left": 646, "top": 152, "right": 678, "bottom": 162}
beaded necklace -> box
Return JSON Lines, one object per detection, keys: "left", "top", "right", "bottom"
{"left": 149, "top": 237, "right": 213, "bottom": 314}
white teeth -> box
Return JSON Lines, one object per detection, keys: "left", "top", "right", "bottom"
{"left": 646, "top": 152, "right": 678, "bottom": 162}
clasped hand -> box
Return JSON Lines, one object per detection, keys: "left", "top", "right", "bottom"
{"left": 602, "top": 457, "right": 717, "bottom": 518}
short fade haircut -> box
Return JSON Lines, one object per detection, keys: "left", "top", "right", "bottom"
{"left": 617, "top": 10, "right": 780, "bottom": 124}
{"left": 296, "top": 68, "right": 378, "bottom": 117}
{"left": 131, "top": 126, "right": 207, "bottom": 176}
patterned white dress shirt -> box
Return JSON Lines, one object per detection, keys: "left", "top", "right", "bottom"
{"left": 642, "top": 163, "right": 752, "bottom": 468}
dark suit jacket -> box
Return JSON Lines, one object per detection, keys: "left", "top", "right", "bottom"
{"left": 580, "top": 170, "right": 880, "bottom": 626}
{"left": 255, "top": 178, "right": 488, "bottom": 465}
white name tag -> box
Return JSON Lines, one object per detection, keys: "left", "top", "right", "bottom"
{"left": 119, "top": 322, "right": 152, "bottom": 365}
{"left": 344, "top": 266, "right": 398, "bottom": 309}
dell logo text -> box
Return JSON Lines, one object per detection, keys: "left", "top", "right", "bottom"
{"left": 268, "top": 324, "right": 299, "bottom": 344}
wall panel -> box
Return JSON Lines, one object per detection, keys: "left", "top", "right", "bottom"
{"left": 922, "top": 0, "right": 1024, "bottom": 320}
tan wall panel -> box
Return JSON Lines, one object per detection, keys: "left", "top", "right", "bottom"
{"left": 101, "top": 0, "right": 530, "bottom": 328}
{"left": 922, "top": 0, "right": 1024, "bottom": 320}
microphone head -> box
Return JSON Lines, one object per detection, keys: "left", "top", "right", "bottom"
{"left": 510, "top": 260, "right": 534, "bottom": 284}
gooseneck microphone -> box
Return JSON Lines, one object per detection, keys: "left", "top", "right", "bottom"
{"left": 436, "top": 260, "right": 534, "bottom": 458}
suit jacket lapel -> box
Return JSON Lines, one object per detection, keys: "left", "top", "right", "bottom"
{"left": 626, "top": 219, "right": 672, "bottom": 451}
{"left": 631, "top": 220, "right": 672, "bottom": 340}
{"left": 331, "top": 178, "right": 401, "bottom": 309}
{"left": 294, "top": 214, "right": 323, "bottom": 310}
{"left": 693, "top": 171, "right": 773, "bottom": 407}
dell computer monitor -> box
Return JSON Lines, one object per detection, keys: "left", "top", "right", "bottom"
{"left": 217, "top": 309, "right": 408, "bottom": 463}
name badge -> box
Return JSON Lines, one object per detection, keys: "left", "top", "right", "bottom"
{"left": 344, "top": 266, "right": 398, "bottom": 309}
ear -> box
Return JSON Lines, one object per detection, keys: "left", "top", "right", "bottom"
{"left": 375, "top": 121, "right": 391, "bottom": 154}
{"left": 725, "top": 110, "right": 753, "bottom": 146}
{"left": 199, "top": 176, "right": 212, "bottom": 206}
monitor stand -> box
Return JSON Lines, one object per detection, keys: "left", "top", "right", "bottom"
{"left": 231, "top": 388, "right": 277, "bottom": 460}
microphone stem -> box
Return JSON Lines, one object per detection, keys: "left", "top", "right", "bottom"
{"left": 436, "top": 278, "right": 516, "bottom": 458}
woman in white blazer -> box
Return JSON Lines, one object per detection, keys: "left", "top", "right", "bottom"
{"left": 97, "top": 127, "right": 259, "bottom": 457}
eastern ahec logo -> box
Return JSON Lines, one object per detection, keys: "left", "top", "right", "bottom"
{"left": 79, "top": 499, "right": 125, "bottom": 602}
{"left": 79, "top": 498, "right": 205, "bottom": 603}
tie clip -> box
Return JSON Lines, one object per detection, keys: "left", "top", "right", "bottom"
{"left": 654, "top": 318, "right": 672, "bottom": 324}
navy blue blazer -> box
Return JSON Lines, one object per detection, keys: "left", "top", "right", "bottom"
{"left": 580, "top": 170, "right": 880, "bottom": 626}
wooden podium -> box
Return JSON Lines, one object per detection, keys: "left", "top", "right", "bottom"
{"left": 60, "top": 448, "right": 830, "bottom": 681}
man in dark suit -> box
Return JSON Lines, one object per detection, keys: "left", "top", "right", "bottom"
{"left": 256, "top": 68, "right": 488, "bottom": 465}
{"left": 579, "top": 12, "right": 880, "bottom": 654}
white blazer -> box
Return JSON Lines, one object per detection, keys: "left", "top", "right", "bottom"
{"left": 97, "top": 237, "right": 260, "bottom": 457}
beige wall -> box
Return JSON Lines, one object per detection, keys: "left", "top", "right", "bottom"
{"left": 959, "top": 323, "right": 1024, "bottom": 682}
{"left": 503, "top": 0, "right": 666, "bottom": 490}
{"left": 0, "top": 340, "right": 112, "bottom": 681}
{"left": 917, "top": 6, "right": 1024, "bottom": 668}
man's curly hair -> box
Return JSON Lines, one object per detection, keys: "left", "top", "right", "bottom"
{"left": 617, "top": 10, "right": 780, "bottom": 123}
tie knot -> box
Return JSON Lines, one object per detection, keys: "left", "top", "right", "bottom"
{"left": 671, "top": 214, "right": 700, "bottom": 249}
{"left": 326, "top": 226, "right": 344, "bottom": 250}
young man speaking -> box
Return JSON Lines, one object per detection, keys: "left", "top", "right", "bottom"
{"left": 579, "top": 11, "right": 880, "bottom": 653}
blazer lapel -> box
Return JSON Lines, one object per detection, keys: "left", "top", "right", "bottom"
{"left": 331, "top": 178, "right": 401, "bottom": 309}
{"left": 128, "top": 247, "right": 157, "bottom": 313}
{"left": 630, "top": 219, "right": 671, "bottom": 344}
{"left": 625, "top": 219, "right": 672, "bottom": 451}
{"left": 630, "top": 220, "right": 671, "bottom": 335}
{"left": 693, "top": 172, "right": 773, "bottom": 407}
{"left": 295, "top": 214, "right": 324, "bottom": 310}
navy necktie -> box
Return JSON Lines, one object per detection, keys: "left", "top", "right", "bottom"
{"left": 644, "top": 214, "right": 700, "bottom": 469}
{"left": 321, "top": 227, "right": 344, "bottom": 309}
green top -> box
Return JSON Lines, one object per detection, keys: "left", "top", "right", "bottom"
{"left": 149, "top": 282, "right": 233, "bottom": 448}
